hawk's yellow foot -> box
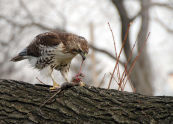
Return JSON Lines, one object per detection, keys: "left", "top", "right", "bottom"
{"left": 79, "top": 81, "right": 85, "bottom": 87}
{"left": 50, "top": 81, "right": 60, "bottom": 90}
{"left": 50, "top": 77, "right": 60, "bottom": 90}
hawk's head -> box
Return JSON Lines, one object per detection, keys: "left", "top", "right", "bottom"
{"left": 68, "top": 35, "right": 89, "bottom": 61}
{"left": 77, "top": 36, "right": 89, "bottom": 60}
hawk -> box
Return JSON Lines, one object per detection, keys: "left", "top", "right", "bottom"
{"left": 11, "top": 31, "right": 89, "bottom": 90}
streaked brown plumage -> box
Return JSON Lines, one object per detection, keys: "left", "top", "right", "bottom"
{"left": 11, "top": 31, "right": 89, "bottom": 89}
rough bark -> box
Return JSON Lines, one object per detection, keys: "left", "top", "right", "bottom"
{"left": 0, "top": 79, "right": 173, "bottom": 124}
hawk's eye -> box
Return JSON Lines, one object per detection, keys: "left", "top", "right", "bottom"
{"left": 79, "top": 36, "right": 85, "bottom": 40}
{"left": 78, "top": 49, "right": 82, "bottom": 53}
{"left": 72, "top": 49, "right": 82, "bottom": 54}
{"left": 72, "top": 49, "right": 79, "bottom": 53}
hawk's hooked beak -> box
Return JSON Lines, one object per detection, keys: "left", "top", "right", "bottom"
{"left": 80, "top": 52, "right": 86, "bottom": 61}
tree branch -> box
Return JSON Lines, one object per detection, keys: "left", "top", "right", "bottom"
{"left": 130, "top": 11, "right": 141, "bottom": 22}
{"left": 111, "top": 0, "right": 131, "bottom": 58}
{"left": 0, "top": 15, "right": 53, "bottom": 30}
{"left": 19, "top": 0, "right": 35, "bottom": 21}
{"left": 155, "top": 18, "right": 173, "bottom": 33}
{"left": 89, "top": 44, "right": 125, "bottom": 65}
{"left": 0, "top": 79, "right": 173, "bottom": 123}
{"left": 151, "top": 2, "right": 173, "bottom": 10}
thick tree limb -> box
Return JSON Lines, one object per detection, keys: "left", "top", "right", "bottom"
{"left": 0, "top": 79, "right": 173, "bottom": 123}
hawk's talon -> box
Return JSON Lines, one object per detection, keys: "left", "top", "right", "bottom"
{"left": 53, "top": 81, "right": 60, "bottom": 87}
{"left": 49, "top": 85, "right": 60, "bottom": 90}
{"left": 49, "top": 79, "right": 60, "bottom": 91}
{"left": 50, "top": 73, "right": 60, "bottom": 91}
{"left": 79, "top": 82, "right": 85, "bottom": 87}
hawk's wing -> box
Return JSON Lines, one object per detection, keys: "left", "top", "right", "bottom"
{"left": 26, "top": 32, "right": 66, "bottom": 57}
{"left": 26, "top": 31, "right": 87, "bottom": 57}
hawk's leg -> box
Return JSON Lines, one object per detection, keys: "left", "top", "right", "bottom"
{"left": 60, "top": 65, "right": 70, "bottom": 83}
{"left": 50, "top": 69, "right": 60, "bottom": 90}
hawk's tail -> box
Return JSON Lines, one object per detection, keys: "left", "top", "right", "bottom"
{"left": 11, "top": 55, "right": 26, "bottom": 62}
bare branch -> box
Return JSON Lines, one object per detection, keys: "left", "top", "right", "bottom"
{"left": 43, "top": 0, "right": 67, "bottom": 29}
{"left": 155, "top": 18, "right": 173, "bottom": 33}
{"left": 151, "top": 3, "right": 173, "bottom": 10}
{"left": 89, "top": 44, "right": 125, "bottom": 66}
{"left": 19, "top": 0, "right": 34, "bottom": 21}
{"left": 0, "top": 41, "right": 8, "bottom": 46}
{"left": 130, "top": 11, "right": 141, "bottom": 22}
{"left": 111, "top": 0, "right": 131, "bottom": 58}
{"left": 0, "top": 15, "right": 53, "bottom": 30}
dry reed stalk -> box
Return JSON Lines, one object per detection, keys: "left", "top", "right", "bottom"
{"left": 98, "top": 73, "right": 107, "bottom": 88}
{"left": 123, "top": 32, "right": 150, "bottom": 90}
{"left": 118, "top": 39, "right": 138, "bottom": 91}
{"left": 108, "top": 22, "right": 132, "bottom": 89}
{"left": 108, "top": 23, "right": 121, "bottom": 84}
{"left": 109, "top": 72, "right": 119, "bottom": 85}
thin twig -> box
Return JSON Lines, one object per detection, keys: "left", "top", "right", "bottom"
{"left": 98, "top": 73, "right": 106, "bottom": 87}
{"left": 36, "top": 77, "right": 46, "bottom": 85}
{"left": 151, "top": 3, "right": 173, "bottom": 10}
{"left": 108, "top": 22, "right": 121, "bottom": 84}
{"left": 109, "top": 72, "right": 119, "bottom": 86}
{"left": 0, "top": 15, "right": 53, "bottom": 30}
{"left": 89, "top": 44, "right": 125, "bottom": 66}
{"left": 123, "top": 32, "right": 150, "bottom": 89}
{"left": 19, "top": 0, "right": 34, "bottom": 21}
{"left": 108, "top": 22, "right": 132, "bottom": 89}
{"left": 40, "top": 89, "right": 62, "bottom": 109}
{"left": 118, "top": 38, "right": 138, "bottom": 91}
{"left": 155, "top": 17, "right": 173, "bottom": 33}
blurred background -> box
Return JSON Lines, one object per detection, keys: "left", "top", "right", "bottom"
{"left": 0, "top": 0, "right": 173, "bottom": 96}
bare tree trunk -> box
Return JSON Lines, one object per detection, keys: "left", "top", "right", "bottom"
{"left": 133, "top": 0, "right": 153, "bottom": 95}
{"left": 0, "top": 79, "right": 173, "bottom": 123}
{"left": 111, "top": 0, "right": 153, "bottom": 95}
